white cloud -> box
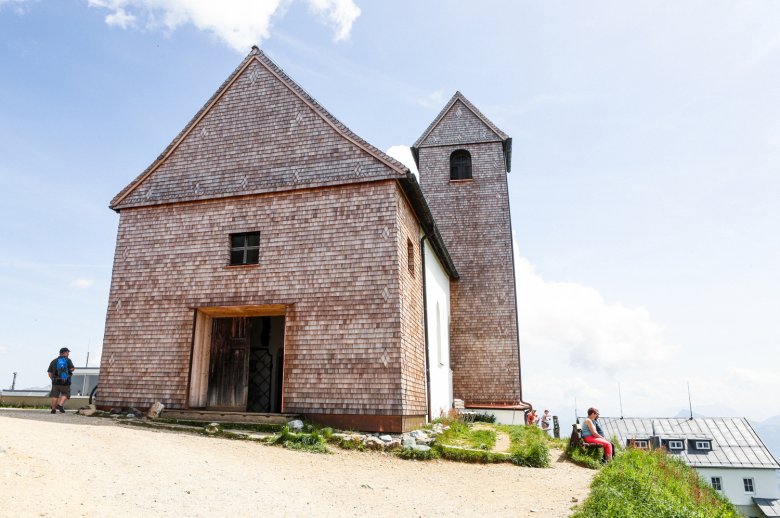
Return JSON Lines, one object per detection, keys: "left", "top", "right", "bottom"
{"left": 105, "top": 7, "right": 135, "bottom": 28}
{"left": 307, "top": 0, "right": 360, "bottom": 42}
{"left": 385, "top": 145, "right": 418, "bottom": 180}
{"left": 87, "top": 0, "right": 360, "bottom": 52}
{"left": 69, "top": 278, "right": 95, "bottom": 289}
{"left": 418, "top": 89, "right": 446, "bottom": 109}
{"left": 515, "top": 252, "right": 674, "bottom": 372}
{"left": 0, "top": 345, "right": 7, "bottom": 354}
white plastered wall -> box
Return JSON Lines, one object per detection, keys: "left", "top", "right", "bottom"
{"left": 424, "top": 243, "right": 453, "bottom": 420}
{"left": 696, "top": 466, "right": 780, "bottom": 512}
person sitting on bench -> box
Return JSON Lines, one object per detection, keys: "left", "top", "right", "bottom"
{"left": 581, "top": 407, "right": 613, "bottom": 461}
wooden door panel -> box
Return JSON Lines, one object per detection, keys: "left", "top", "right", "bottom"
{"left": 207, "top": 317, "right": 250, "bottom": 410}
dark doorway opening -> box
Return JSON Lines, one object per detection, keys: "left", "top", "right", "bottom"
{"left": 206, "top": 316, "right": 285, "bottom": 413}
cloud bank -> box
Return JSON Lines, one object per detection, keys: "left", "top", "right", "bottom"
{"left": 87, "top": 0, "right": 361, "bottom": 51}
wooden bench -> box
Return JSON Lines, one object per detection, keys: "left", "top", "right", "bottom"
{"left": 570, "top": 424, "right": 605, "bottom": 451}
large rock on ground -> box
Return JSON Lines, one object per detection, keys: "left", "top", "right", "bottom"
{"left": 147, "top": 402, "right": 165, "bottom": 418}
{"left": 363, "top": 436, "right": 385, "bottom": 450}
{"left": 287, "top": 419, "right": 304, "bottom": 432}
{"left": 77, "top": 405, "right": 97, "bottom": 417}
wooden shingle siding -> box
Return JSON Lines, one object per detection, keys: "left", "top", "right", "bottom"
{"left": 395, "top": 188, "right": 427, "bottom": 416}
{"left": 417, "top": 102, "right": 522, "bottom": 405}
{"left": 101, "top": 181, "right": 414, "bottom": 415}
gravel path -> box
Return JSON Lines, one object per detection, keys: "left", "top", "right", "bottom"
{"left": 0, "top": 410, "right": 594, "bottom": 517}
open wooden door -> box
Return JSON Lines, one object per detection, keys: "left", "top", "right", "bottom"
{"left": 207, "top": 317, "right": 250, "bottom": 410}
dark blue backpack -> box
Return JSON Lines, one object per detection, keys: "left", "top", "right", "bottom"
{"left": 55, "top": 357, "right": 69, "bottom": 383}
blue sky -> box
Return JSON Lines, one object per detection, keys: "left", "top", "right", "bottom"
{"left": 1, "top": 1, "right": 779, "bottom": 424}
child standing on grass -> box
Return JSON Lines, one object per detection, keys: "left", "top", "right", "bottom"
{"left": 581, "top": 407, "right": 613, "bottom": 461}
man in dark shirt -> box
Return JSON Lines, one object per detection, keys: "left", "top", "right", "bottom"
{"left": 47, "top": 347, "right": 75, "bottom": 414}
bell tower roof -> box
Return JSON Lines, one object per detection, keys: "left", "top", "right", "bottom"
{"left": 411, "top": 91, "right": 512, "bottom": 172}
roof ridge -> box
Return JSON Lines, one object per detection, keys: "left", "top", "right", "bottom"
{"left": 111, "top": 47, "right": 410, "bottom": 210}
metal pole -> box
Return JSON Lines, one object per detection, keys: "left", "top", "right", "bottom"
{"left": 10, "top": 372, "right": 17, "bottom": 390}
{"left": 618, "top": 382, "right": 624, "bottom": 419}
{"left": 687, "top": 382, "right": 694, "bottom": 420}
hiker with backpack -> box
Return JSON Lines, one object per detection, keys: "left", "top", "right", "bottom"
{"left": 47, "top": 347, "right": 75, "bottom": 414}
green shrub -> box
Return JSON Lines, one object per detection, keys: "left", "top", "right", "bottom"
{"left": 501, "top": 425, "right": 550, "bottom": 467}
{"left": 472, "top": 412, "right": 497, "bottom": 424}
{"left": 571, "top": 448, "right": 739, "bottom": 518}
{"left": 397, "top": 446, "right": 441, "bottom": 461}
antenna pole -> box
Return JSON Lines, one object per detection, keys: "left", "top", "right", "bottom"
{"left": 574, "top": 397, "right": 579, "bottom": 423}
{"left": 687, "top": 381, "right": 693, "bottom": 420}
{"left": 10, "top": 372, "right": 17, "bottom": 391}
{"left": 618, "top": 382, "right": 624, "bottom": 419}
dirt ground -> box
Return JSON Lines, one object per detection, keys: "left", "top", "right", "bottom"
{"left": 0, "top": 410, "right": 594, "bottom": 517}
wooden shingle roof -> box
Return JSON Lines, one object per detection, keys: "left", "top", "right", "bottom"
{"left": 411, "top": 91, "right": 512, "bottom": 172}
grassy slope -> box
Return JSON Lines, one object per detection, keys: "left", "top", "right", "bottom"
{"left": 572, "top": 448, "right": 740, "bottom": 518}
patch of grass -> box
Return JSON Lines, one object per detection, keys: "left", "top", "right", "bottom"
{"left": 564, "top": 436, "right": 621, "bottom": 469}
{"left": 0, "top": 403, "right": 51, "bottom": 410}
{"left": 437, "top": 421, "right": 496, "bottom": 450}
{"left": 397, "top": 446, "right": 441, "bottom": 461}
{"left": 273, "top": 426, "right": 330, "bottom": 454}
{"left": 571, "top": 448, "right": 739, "bottom": 518}
{"left": 500, "top": 425, "right": 551, "bottom": 467}
{"left": 438, "top": 444, "right": 509, "bottom": 463}
{"left": 154, "top": 418, "right": 284, "bottom": 434}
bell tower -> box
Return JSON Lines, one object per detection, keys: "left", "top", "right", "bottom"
{"left": 412, "top": 92, "right": 522, "bottom": 406}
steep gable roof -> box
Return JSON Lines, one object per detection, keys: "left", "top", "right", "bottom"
{"left": 111, "top": 47, "right": 410, "bottom": 210}
{"left": 411, "top": 91, "right": 512, "bottom": 172}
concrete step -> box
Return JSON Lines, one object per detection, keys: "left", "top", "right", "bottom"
{"left": 161, "top": 409, "right": 297, "bottom": 425}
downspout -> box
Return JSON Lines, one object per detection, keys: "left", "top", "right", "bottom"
{"left": 503, "top": 148, "right": 532, "bottom": 414}
{"left": 420, "top": 233, "right": 433, "bottom": 423}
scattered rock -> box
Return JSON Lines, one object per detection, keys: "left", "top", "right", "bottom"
{"left": 570, "top": 497, "right": 578, "bottom": 503}
{"left": 410, "top": 444, "right": 431, "bottom": 452}
{"left": 205, "top": 422, "right": 221, "bottom": 434}
{"left": 402, "top": 436, "right": 416, "bottom": 448}
{"left": 364, "top": 436, "right": 385, "bottom": 450}
{"left": 287, "top": 419, "right": 304, "bottom": 432}
{"left": 385, "top": 439, "right": 402, "bottom": 450}
{"left": 416, "top": 437, "right": 435, "bottom": 446}
{"left": 410, "top": 430, "right": 428, "bottom": 440}
{"left": 125, "top": 407, "right": 142, "bottom": 416}
{"left": 378, "top": 435, "right": 392, "bottom": 442}
{"left": 77, "top": 405, "right": 97, "bottom": 417}
{"left": 147, "top": 401, "right": 165, "bottom": 419}
{"left": 125, "top": 413, "right": 136, "bottom": 419}
{"left": 109, "top": 407, "right": 122, "bottom": 415}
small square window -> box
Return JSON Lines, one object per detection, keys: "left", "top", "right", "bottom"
{"left": 711, "top": 477, "right": 722, "bottom": 491}
{"left": 229, "top": 232, "right": 260, "bottom": 266}
{"left": 695, "top": 441, "right": 711, "bottom": 450}
{"left": 630, "top": 439, "right": 649, "bottom": 449}
{"left": 668, "top": 440, "right": 684, "bottom": 450}
{"left": 743, "top": 478, "right": 754, "bottom": 493}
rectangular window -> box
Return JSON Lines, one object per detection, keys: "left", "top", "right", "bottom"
{"left": 229, "top": 232, "right": 260, "bottom": 265}
{"left": 633, "top": 440, "right": 649, "bottom": 449}
{"left": 711, "top": 477, "right": 722, "bottom": 491}
{"left": 407, "top": 239, "right": 415, "bottom": 276}
{"left": 743, "top": 478, "right": 754, "bottom": 493}
{"left": 695, "top": 441, "right": 711, "bottom": 450}
{"left": 668, "top": 440, "right": 684, "bottom": 450}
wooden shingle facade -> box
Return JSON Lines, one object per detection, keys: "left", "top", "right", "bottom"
{"left": 100, "top": 49, "right": 523, "bottom": 431}
{"left": 412, "top": 93, "right": 522, "bottom": 407}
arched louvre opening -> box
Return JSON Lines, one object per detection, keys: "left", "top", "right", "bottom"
{"left": 450, "top": 150, "right": 472, "bottom": 180}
